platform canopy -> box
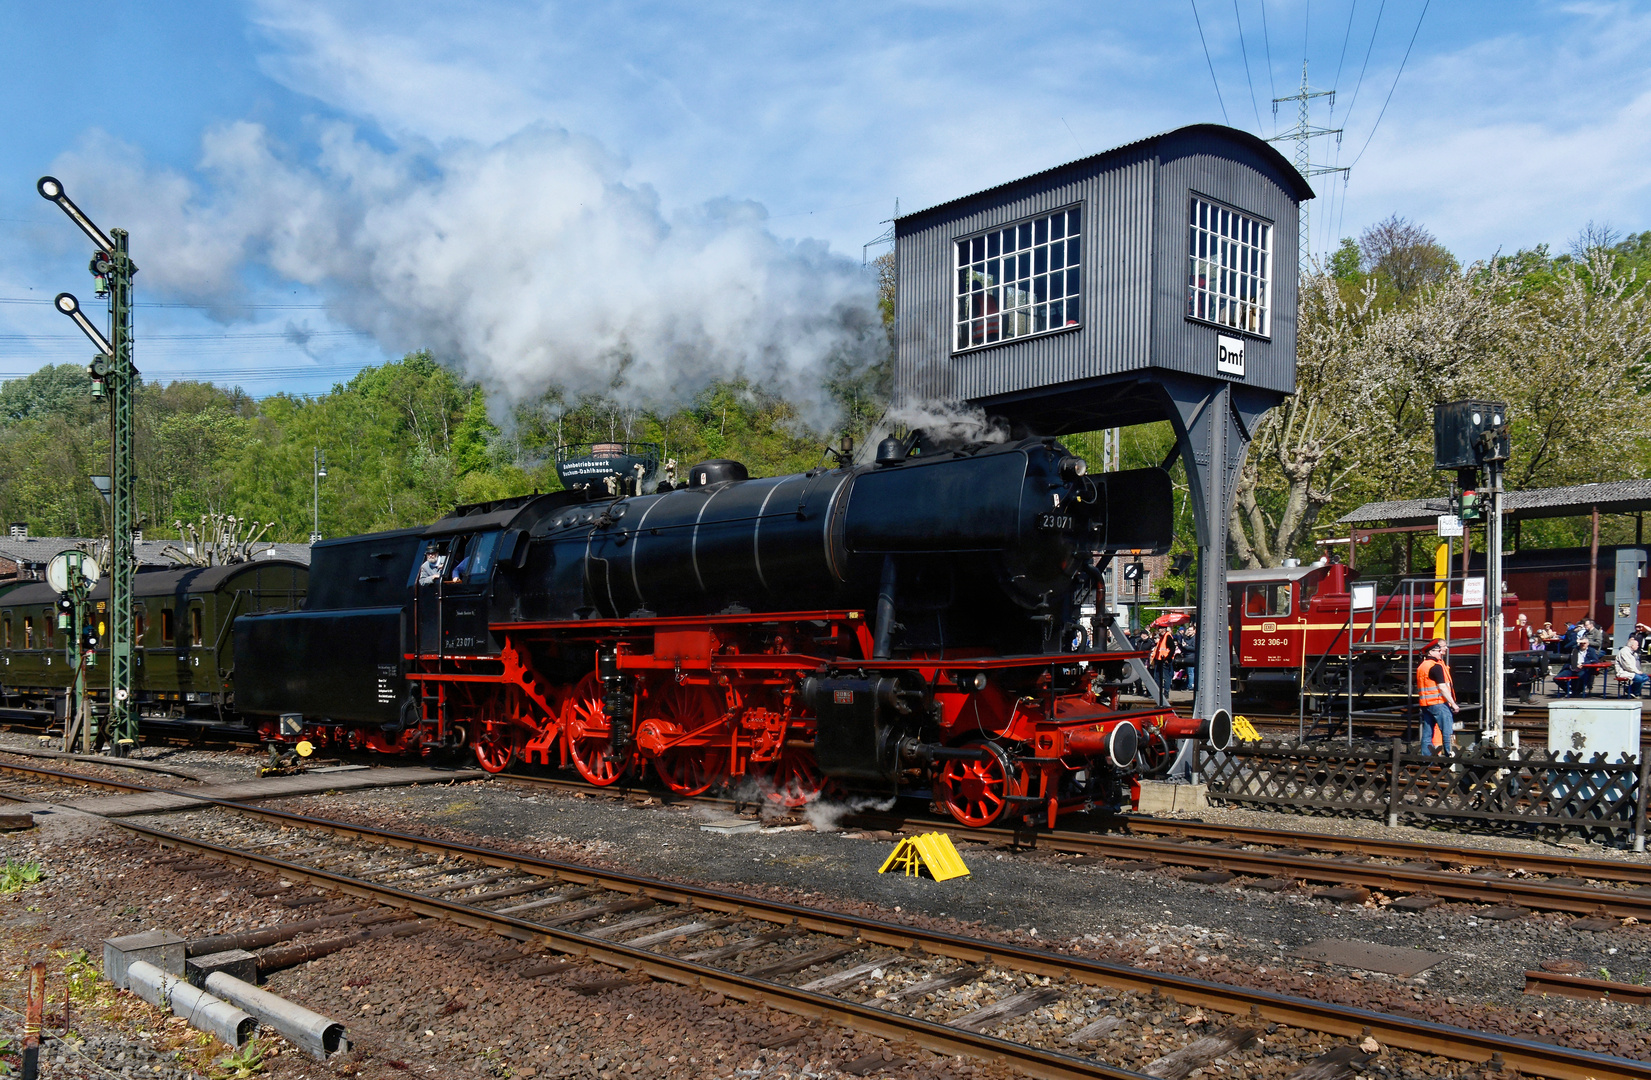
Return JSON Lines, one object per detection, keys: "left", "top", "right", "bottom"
{"left": 1338, "top": 478, "right": 1651, "bottom": 528}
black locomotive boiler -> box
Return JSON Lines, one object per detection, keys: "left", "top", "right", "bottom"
{"left": 236, "top": 432, "right": 1229, "bottom": 827}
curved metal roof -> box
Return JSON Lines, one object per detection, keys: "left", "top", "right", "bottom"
{"left": 0, "top": 559, "right": 306, "bottom": 607}
{"left": 896, "top": 123, "right": 1315, "bottom": 226}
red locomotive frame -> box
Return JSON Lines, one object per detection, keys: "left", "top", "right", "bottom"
{"left": 356, "top": 607, "right": 1185, "bottom": 829}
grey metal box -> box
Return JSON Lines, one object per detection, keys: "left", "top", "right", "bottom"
{"left": 103, "top": 929, "right": 185, "bottom": 989}
{"left": 185, "top": 949, "right": 258, "bottom": 989}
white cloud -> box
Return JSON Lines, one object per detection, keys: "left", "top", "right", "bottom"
{"left": 52, "top": 122, "right": 884, "bottom": 429}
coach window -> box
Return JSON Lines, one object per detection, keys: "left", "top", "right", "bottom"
{"left": 190, "top": 606, "right": 204, "bottom": 647}
{"left": 135, "top": 608, "right": 148, "bottom": 642}
{"left": 1244, "top": 584, "right": 1290, "bottom": 618}
{"left": 3, "top": 615, "right": 10, "bottom": 648}
{"left": 43, "top": 618, "right": 53, "bottom": 649}
{"left": 22, "top": 616, "right": 32, "bottom": 649}
{"left": 161, "top": 609, "right": 175, "bottom": 645}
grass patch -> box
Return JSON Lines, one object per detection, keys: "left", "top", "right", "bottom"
{"left": 0, "top": 859, "right": 43, "bottom": 892}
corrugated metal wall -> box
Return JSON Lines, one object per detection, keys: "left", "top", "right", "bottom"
{"left": 1151, "top": 135, "right": 1299, "bottom": 394}
{"left": 893, "top": 127, "right": 1302, "bottom": 413}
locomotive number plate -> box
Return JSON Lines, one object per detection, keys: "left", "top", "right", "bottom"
{"left": 1037, "top": 513, "right": 1075, "bottom": 531}
{"left": 833, "top": 690, "right": 854, "bottom": 704}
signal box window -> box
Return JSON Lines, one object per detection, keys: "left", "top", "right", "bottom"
{"left": 162, "top": 609, "right": 175, "bottom": 645}
{"left": 1188, "top": 196, "right": 1271, "bottom": 337}
{"left": 190, "top": 607, "right": 204, "bottom": 647}
{"left": 1243, "top": 584, "right": 1290, "bottom": 617}
{"left": 23, "top": 616, "right": 33, "bottom": 649}
{"left": 954, "top": 206, "right": 1082, "bottom": 351}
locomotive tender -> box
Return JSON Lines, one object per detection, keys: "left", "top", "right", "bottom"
{"left": 238, "top": 432, "right": 1229, "bottom": 827}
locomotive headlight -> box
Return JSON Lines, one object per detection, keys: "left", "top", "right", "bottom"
{"left": 1059, "top": 456, "right": 1087, "bottom": 481}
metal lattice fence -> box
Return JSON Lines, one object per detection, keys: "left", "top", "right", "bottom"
{"left": 1200, "top": 740, "right": 1651, "bottom": 837}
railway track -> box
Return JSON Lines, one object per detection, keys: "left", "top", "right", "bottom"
{"left": 6, "top": 756, "right": 1651, "bottom": 1077}
{"left": 494, "top": 770, "right": 1651, "bottom": 919}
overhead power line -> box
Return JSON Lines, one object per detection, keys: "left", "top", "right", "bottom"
{"left": 1349, "top": 0, "right": 1430, "bottom": 167}
{"left": 1233, "top": 0, "right": 1265, "bottom": 131}
{"left": 1189, "top": 0, "right": 1231, "bottom": 125}
{"left": 1260, "top": 0, "right": 1277, "bottom": 104}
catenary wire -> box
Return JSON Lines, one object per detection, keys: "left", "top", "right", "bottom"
{"left": 1189, "top": 0, "right": 1231, "bottom": 124}
{"left": 1232, "top": 0, "right": 1266, "bottom": 131}
{"left": 1348, "top": 0, "right": 1430, "bottom": 167}
{"left": 1260, "top": 0, "right": 1277, "bottom": 113}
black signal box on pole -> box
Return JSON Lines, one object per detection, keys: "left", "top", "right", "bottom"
{"left": 1433, "top": 400, "right": 1509, "bottom": 471}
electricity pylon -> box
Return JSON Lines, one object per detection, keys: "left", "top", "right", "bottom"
{"left": 1269, "top": 62, "right": 1350, "bottom": 274}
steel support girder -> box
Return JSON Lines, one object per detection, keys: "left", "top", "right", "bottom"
{"left": 107, "top": 229, "right": 137, "bottom": 751}
{"left": 1157, "top": 375, "right": 1283, "bottom": 724}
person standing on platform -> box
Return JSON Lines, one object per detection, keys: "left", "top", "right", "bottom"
{"left": 1616, "top": 633, "right": 1647, "bottom": 698}
{"left": 1183, "top": 623, "right": 1198, "bottom": 691}
{"left": 1416, "top": 640, "right": 1460, "bottom": 756}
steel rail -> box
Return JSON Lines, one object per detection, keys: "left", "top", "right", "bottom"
{"left": 118, "top": 802, "right": 1651, "bottom": 1080}
{"left": 1120, "top": 818, "right": 1651, "bottom": 883}
{"left": 928, "top": 826, "right": 1651, "bottom": 919}
{"left": 1523, "top": 970, "right": 1651, "bottom": 1006}
{"left": 119, "top": 818, "right": 1145, "bottom": 1080}
{"left": 10, "top": 756, "right": 1651, "bottom": 916}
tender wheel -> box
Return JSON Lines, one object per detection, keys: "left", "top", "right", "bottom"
{"left": 762, "top": 746, "right": 832, "bottom": 809}
{"left": 563, "top": 672, "right": 632, "bottom": 786}
{"left": 935, "top": 741, "right": 1026, "bottom": 828}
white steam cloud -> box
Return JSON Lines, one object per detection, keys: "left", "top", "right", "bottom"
{"left": 53, "top": 122, "right": 885, "bottom": 429}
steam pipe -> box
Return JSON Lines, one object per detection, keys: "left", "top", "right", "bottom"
{"left": 872, "top": 554, "right": 897, "bottom": 659}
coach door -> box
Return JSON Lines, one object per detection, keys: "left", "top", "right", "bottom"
{"left": 1239, "top": 582, "right": 1296, "bottom": 666}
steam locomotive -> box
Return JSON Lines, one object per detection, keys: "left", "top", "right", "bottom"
{"left": 235, "top": 433, "right": 1230, "bottom": 827}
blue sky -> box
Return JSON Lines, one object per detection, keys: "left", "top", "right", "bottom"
{"left": 1, "top": 1, "right": 1647, "bottom": 403}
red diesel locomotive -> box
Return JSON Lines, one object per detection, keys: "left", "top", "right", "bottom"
{"left": 1228, "top": 559, "right": 1546, "bottom": 707}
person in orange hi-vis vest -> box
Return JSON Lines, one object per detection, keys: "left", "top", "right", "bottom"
{"left": 1416, "top": 639, "right": 1460, "bottom": 756}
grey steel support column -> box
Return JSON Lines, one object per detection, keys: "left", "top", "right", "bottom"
{"left": 1158, "top": 375, "right": 1282, "bottom": 723}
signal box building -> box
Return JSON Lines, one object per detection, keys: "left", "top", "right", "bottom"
{"left": 893, "top": 124, "right": 1311, "bottom": 720}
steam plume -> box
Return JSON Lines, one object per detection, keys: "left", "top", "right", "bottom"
{"left": 53, "top": 123, "right": 885, "bottom": 429}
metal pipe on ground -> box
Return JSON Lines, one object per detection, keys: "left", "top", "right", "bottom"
{"left": 255, "top": 919, "right": 432, "bottom": 973}
{"left": 187, "top": 910, "right": 405, "bottom": 956}
{"left": 125, "top": 961, "right": 256, "bottom": 1048}
{"left": 204, "top": 972, "right": 347, "bottom": 1061}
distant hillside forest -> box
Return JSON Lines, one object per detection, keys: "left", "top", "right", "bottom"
{"left": 0, "top": 222, "right": 1646, "bottom": 586}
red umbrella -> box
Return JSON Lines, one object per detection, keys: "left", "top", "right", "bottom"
{"left": 1150, "top": 611, "right": 1192, "bottom": 628}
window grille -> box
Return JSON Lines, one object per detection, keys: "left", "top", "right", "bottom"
{"left": 954, "top": 206, "right": 1082, "bottom": 351}
{"left": 1187, "top": 196, "right": 1270, "bottom": 337}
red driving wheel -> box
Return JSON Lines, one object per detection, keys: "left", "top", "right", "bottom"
{"left": 647, "top": 684, "right": 728, "bottom": 796}
{"left": 935, "top": 741, "right": 1026, "bottom": 828}
{"left": 563, "top": 672, "right": 632, "bottom": 786}
{"left": 762, "top": 746, "right": 832, "bottom": 808}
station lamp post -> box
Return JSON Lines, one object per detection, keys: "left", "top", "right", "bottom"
{"left": 311, "top": 448, "right": 327, "bottom": 543}
{"left": 39, "top": 176, "right": 138, "bottom": 755}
